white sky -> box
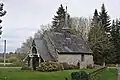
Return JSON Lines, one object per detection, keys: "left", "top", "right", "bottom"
{"left": 0, "top": 0, "right": 120, "bottom": 53}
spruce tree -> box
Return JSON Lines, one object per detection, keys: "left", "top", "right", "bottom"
{"left": 116, "top": 19, "right": 120, "bottom": 64}
{"left": 88, "top": 5, "right": 113, "bottom": 65}
{"left": 51, "top": 4, "right": 65, "bottom": 32}
{"left": 88, "top": 22, "right": 112, "bottom": 65}
{"left": 99, "top": 4, "right": 111, "bottom": 33}
{"left": 92, "top": 9, "right": 99, "bottom": 25}
{"left": 111, "top": 19, "right": 120, "bottom": 64}
{"left": 109, "top": 20, "right": 117, "bottom": 63}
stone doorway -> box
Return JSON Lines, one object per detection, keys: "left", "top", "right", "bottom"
{"left": 32, "top": 55, "right": 39, "bottom": 70}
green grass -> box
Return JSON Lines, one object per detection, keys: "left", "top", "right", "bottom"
{"left": 98, "top": 68, "right": 117, "bottom": 80}
{"left": 0, "top": 68, "right": 117, "bottom": 80}
{"left": 0, "top": 68, "right": 94, "bottom": 80}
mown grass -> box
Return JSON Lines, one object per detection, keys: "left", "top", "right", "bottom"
{"left": 0, "top": 68, "right": 117, "bottom": 80}
{"left": 98, "top": 68, "right": 117, "bottom": 80}
{"left": 0, "top": 68, "right": 95, "bottom": 80}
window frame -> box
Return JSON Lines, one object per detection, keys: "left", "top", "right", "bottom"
{"left": 81, "top": 54, "right": 84, "bottom": 62}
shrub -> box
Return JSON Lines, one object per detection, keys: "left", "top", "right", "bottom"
{"left": 106, "top": 64, "right": 116, "bottom": 67}
{"left": 87, "top": 64, "right": 93, "bottom": 69}
{"left": 69, "top": 64, "right": 79, "bottom": 69}
{"left": 12, "top": 62, "right": 23, "bottom": 67}
{"left": 7, "top": 57, "right": 18, "bottom": 63}
{"left": 21, "top": 66, "right": 32, "bottom": 70}
{"left": 93, "top": 64, "right": 101, "bottom": 68}
{"left": 37, "top": 61, "right": 62, "bottom": 72}
{"left": 60, "top": 62, "right": 79, "bottom": 70}
{"left": 0, "top": 57, "right": 9, "bottom": 63}
{"left": 69, "top": 64, "right": 75, "bottom": 69}
{"left": 71, "top": 71, "right": 89, "bottom": 80}
{"left": 0, "top": 57, "right": 3, "bottom": 62}
{"left": 60, "top": 62, "right": 70, "bottom": 70}
{"left": 5, "top": 59, "right": 9, "bottom": 63}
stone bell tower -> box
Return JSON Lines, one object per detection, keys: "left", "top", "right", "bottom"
{"left": 62, "top": 4, "right": 71, "bottom": 38}
{"left": 62, "top": 5, "right": 69, "bottom": 31}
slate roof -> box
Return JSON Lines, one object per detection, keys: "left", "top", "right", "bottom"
{"left": 32, "top": 30, "right": 92, "bottom": 61}
{"left": 45, "top": 31, "right": 92, "bottom": 54}
{"left": 34, "top": 37, "right": 56, "bottom": 61}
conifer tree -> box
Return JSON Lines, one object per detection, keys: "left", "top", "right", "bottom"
{"left": 88, "top": 22, "right": 112, "bottom": 65}
{"left": 92, "top": 9, "right": 99, "bottom": 25}
{"left": 88, "top": 4, "right": 113, "bottom": 65}
{"left": 110, "top": 19, "right": 120, "bottom": 63}
{"left": 99, "top": 4, "right": 111, "bottom": 33}
{"left": 51, "top": 4, "right": 66, "bottom": 32}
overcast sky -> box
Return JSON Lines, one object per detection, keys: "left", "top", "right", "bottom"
{"left": 0, "top": 0, "right": 120, "bottom": 53}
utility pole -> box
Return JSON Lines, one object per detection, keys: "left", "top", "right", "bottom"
{"left": 3, "top": 40, "right": 6, "bottom": 66}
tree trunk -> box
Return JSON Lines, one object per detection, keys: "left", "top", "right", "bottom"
{"left": 103, "top": 58, "right": 105, "bottom": 67}
{"left": 103, "top": 62, "right": 105, "bottom": 67}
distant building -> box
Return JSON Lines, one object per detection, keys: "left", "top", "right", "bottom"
{"left": 24, "top": 5, "right": 94, "bottom": 69}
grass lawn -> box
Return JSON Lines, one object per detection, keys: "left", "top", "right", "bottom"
{"left": 0, "top": 68, "right": 94, "bottom": 80}
{"left": 98, "top": 68, "right": 117, "bottom": 80}
{"left": 0, "top": 68, "right": 117, "bottom": 80}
